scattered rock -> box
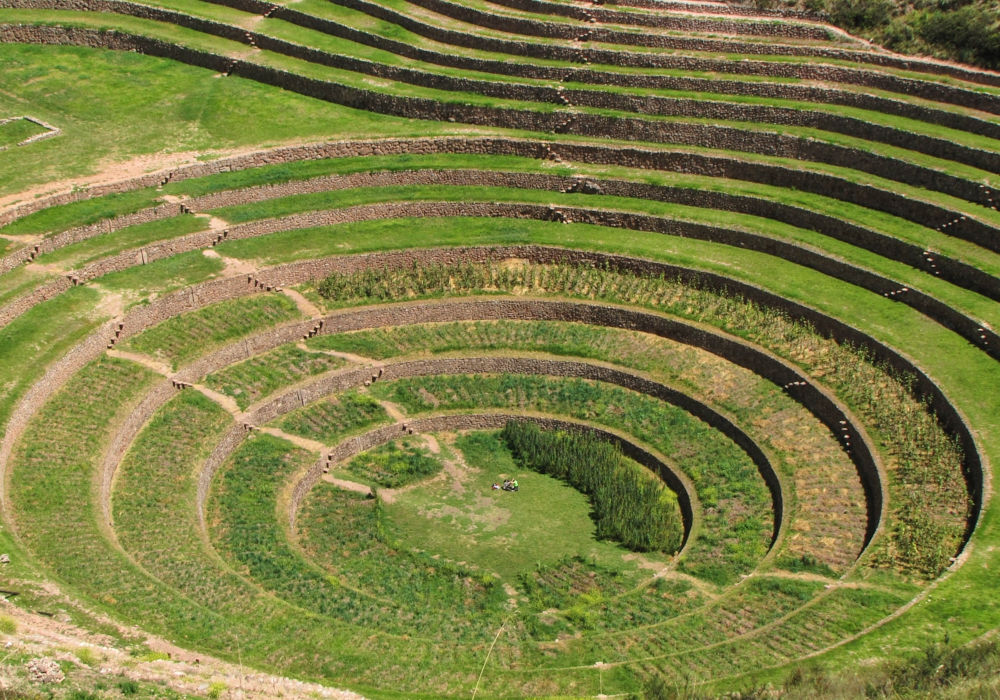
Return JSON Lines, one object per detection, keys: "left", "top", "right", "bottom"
{"left": 0, "top": 554, "right": 9, "bottom": 564}
{"left": 26, "top": 658, "right": 64, "bottom": 684}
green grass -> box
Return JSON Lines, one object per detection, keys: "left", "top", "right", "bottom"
{"left": 305, "top": 431, "right": 700, "bottom": 640}
{"left": 214, "top": 181, "right": 1000, "bottom": 329}
{"left": 94, "top": 249, "right": 225, "bottom": 302}
{"left": 204, "top": 344, "right": 346, "bottom": 410}
{"left": 383, "top": 431, "right": 674, "bottom": 579}
{"left": 500, "top": 422, "right": 683, "bottom": 555}
{"left": 309, "top": 318, "right": 867, "bottom": 571}
{"left": 0, "top": 265, "right": 52, "bottom": 308}
{"left": 122, "top": 293, "right": 301, "bottom": 368}
{"left": 0, "top": 187, "right": 162, "bottom": 237}
{"left": 5, "top": 22, "right": 1000, "bottom": 693}
{"left": 35, "top": 215, "right": 209, "bottom": 269}
{"left": 0, "top": 43, "right": 472, "bottom": 199}
{"left": 0, "top": 221, "right": 970, "bottom": 697}
{"left": 0, "top": 287, "right": 106, "bottom": 437}
{"left": 317, "top": 259, "right": 969, "bottom": 578}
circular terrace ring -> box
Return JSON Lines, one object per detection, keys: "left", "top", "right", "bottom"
{"left": 286, "top": 412, "right": 702, "bottom": 553}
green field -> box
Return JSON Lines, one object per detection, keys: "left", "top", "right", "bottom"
{"left": 3, "top": 2, "right": 1000, "bottom": 697}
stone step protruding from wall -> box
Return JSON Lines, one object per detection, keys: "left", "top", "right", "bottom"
{"left": 302, "top": 319, "right": 325, "bottom": 340}
{"left": 246, "top": 274, "right": 280, "bottom": 293}
{"left": 106, "top": 322, "right": 125, "bottom": 349}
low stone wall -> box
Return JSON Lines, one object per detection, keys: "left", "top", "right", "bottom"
{"left": 610, "top": 0, "right": 823, "bottom": 20}
{"left": 198, "top": 0, "right": 1000, "bottom": 141}
{"left": 482, "top": 0, "right": 831, "bottom": 38}
{"left": 0, "top": 200, "right": 185, "bottom": 277}
{"left": 410, "top": 0, "right": 830, "bottom": 40}
{"left": 54, "top": 0, "right": 996, "bottom": 180}
{"left": 0, "top": 25, "right": 983, "bottom": 213}
{"left": 222, "top": 200, "right": 1000, "bottom": 362}
{"left": 324, "top": 0, "right": 1000, "bottom": 93}
{"left": 0, "top": 277, "right": 72, "bottom": 328}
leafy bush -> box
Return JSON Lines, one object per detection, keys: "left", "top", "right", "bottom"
{"left": 117, "top": 680, "right": 140, "bottom": 696}
{"left": 912, "top": 6, "right": 1000, "bottom": 68}
{"left": 501, "top": 422, "right": 683, "bottom": 554}
{"left": 347, "top": 440, "right": 442, "bottom": 488}
{"left": 829, "top": 0, "right": 894, "bottom": 29}
{"left": 0, "top": 615, "right": 16, "bottom": 634}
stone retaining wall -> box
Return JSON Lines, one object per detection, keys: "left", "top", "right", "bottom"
{"left": 0, "top": 277, "right": 72, "bottom": 328}
{"left": 5, "top": 195, "right": 1000, "bottom": 410}
{"left": 3, "top": 138, "right": 996, "bottom": 255}
{"left": 610, "top": 0, "right": 822, "bottom": 20}
{"left": 322, "top": 0, "right": 1000, "bottom": 91}
{"left": 14, "top": 0, "right": 994, "bottom": 175}
{"left": 218, "top": 200, "right": 1000, "bottom": 361}
{"left": 280, "top": 356, "right": 778, "bottom": 545}
{"left": 183, "top": 168, "right": 1000, "bottom": 304}
{"left": 482, "top": 0, "right": 831, "bottom": 37}
{"left": 190, "top": 0, "right": 1000, "bottom": 141}
{"left": 412, "top": 0, "right": 830, "bottom": 39}
{"left": 3, "top": 24, "right": 994, "bottom": 212}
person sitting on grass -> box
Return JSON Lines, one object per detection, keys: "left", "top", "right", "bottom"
{"left": 492, "top": 483, "right": 500, "bottom": 490}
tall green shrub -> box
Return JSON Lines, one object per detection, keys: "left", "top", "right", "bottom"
{"left": 500, "top": 422, "right": 682, "bottom": 554}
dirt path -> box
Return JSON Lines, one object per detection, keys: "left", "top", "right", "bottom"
{"left": 377, "top": 400, "right": 407, "bottom": 422}
{"left": 257, "top": 426, "right": 328, "bottom": 453}
{"left": 105, "top": 348, "right": 173, "bottom": 376}
{"left": 322, "top": 474, "right": 374, "bottom": 496}
{"left": 296, "top": 343, "right": 379, "bottom": 366}
{"left": 0, "top": 597, "right": 366, "bottom": 700}
{"left": 105, "top": 349, "right": 245, "bottom": 418}
{"left": 201, "top": 249, "right": 259, "bottom": 277}
{"left": 193, "top": 384, "right": 243, "bottom": 416}
{"left": 380, "top": 433, "right": 468, "bottom": 504}
{"left": 281, "top": 288, "right": 322, "bottom": 318}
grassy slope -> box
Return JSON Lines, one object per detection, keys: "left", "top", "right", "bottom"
{"left": 0, "top": 43, "right": 472, "bottom": 199}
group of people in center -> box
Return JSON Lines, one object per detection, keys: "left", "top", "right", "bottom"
{"left": 492, "top": 479, "right": 519, "bottom": 492}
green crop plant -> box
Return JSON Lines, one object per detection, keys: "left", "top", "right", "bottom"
{"left": 5, "top": 6, "right": 1000, "bottom": 691}
{"left": 500, "top": 421, "right": 683, "bottom": 554}
{"left": 346, "top": 439, "right": 442, "bottom": 488}
{"left": 205, "top": 344, "right": 346, "bottom": 410}
{"left": 123, "top": 293, "right": 302, "bottom": 368}
{"left": 275, "top": 390, "right": 389, "bottom": 443}
{"left": 369, "top": 372, "right": 770, "bottom": 583}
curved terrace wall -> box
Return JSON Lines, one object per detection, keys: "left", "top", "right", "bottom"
{"left": 10, "top": 0, "right": 1000, "bottom": 178}
{"left": 285, "top": 412, "right": 702, "bottom": 546}
{"left": 5, "top": 195, "right": 1000, "bottom": 391}
{"left": 3, "top": 137, "right": 997, "bottom": 251}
